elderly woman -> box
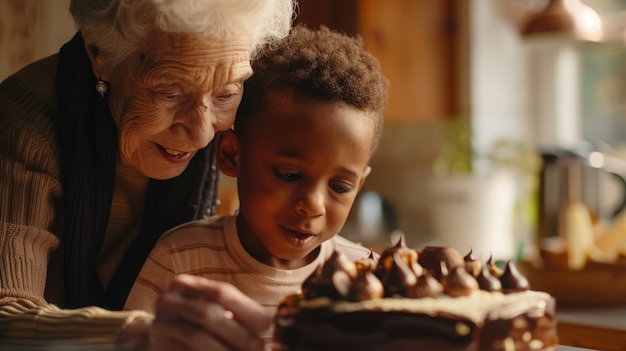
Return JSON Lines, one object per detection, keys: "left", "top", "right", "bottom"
{"left": 0, "top": 0, "right": 294, "bottom": 350}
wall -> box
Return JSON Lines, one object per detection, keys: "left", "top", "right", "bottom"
{"left": 469, "top": 0, "right": 528, "bottom": 159}
{"left": 341, "top": 121, "right": 451, "bottom": 250}
{"left": 0, "top": 0, "right": 75, "bottom": 80}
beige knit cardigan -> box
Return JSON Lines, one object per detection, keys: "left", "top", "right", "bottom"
{"left": 0, "top": 55, "right": 150, "bottom": 343}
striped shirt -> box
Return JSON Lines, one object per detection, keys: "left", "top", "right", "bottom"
{"left": 124, "top": 214, "right": 372, "bottom": 350}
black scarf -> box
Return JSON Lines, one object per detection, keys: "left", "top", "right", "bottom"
{"left": 56, "top": 32, "right": 218, "bottom": 310}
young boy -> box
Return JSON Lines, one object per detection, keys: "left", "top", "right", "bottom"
{"left": 124, "top": 25, "right": 388, "bottom": 349}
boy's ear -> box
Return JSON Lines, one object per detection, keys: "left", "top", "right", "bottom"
{"left": 83, "top": 36, "right": 111, "bottom": 81}
{"left": 357, "top": 165, "right": 372, "bottom": 190}
{"left": 216, "top": 129, "right": 240, "bottom": 177}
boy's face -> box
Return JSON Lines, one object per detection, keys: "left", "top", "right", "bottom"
{"left": 229, "top": 93, "right": 374, "bottom": 269}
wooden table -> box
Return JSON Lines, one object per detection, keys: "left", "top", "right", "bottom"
{"left": 557, "top": 305, "right": 626, "bottom": 350}
{"left": 517, "top": 258, "right": 626, "bottom": 350}
{"left": 0, "top": 338, "right": 605, "bottom": 350}
{"left": 0, "top": 339, "right": 122, "bottom": 350}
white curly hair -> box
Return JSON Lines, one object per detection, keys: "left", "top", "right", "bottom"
{"left": 70, "top": 0, "right": 296, "bottom": 68}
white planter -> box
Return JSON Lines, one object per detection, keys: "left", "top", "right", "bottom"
{"left": 428, "top": 170, "right": 517, "bottom": 261}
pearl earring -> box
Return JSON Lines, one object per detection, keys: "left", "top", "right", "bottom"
{"left": 95, "top": 80, "right": 109, "bottom": 97}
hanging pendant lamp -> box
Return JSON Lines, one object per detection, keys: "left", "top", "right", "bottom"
{"left": 519, "top": 0, "right": 603, "bottom": 42}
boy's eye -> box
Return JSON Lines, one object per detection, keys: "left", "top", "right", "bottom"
{"left": 274, "top": 168, "right": 300, "bottom": 181}
{"left": 330, "top": 182, "right": 352, "bottom": 194}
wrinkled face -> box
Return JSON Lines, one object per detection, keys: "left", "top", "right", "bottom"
{"left": 232, "top": 93, "right": 374, "bottom": 269}
{"left": 108, "top": 31, "right": 253, "bottom": 179}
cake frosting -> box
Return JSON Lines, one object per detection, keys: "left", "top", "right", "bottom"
{"left": 273, "top": 238, "right": 558, "bottom": 351}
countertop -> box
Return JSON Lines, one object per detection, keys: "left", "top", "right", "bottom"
{"left": 557, "top": 305, "right": 626, "bottom": 350}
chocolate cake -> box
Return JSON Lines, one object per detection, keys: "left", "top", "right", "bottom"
{"left": 273, "top": 238, "right": 558, "bottom": 351}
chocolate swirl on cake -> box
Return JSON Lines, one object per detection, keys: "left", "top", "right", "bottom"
{"left": 374, "top": 236, "right": 423, "bottom": 297}
{"left": 500, "top": 261, "right": 530, "bottom": 293}
{"left": 302, "top": 250, "right": 357, "bottom": 299}
{"left": 442, "top": 265, "right": 479, "bottom": 297}
{"left": 407, "top": 272, "right": 443, "bottom": 298}
{"left": 464, "top": 248, "right": 483, "bottom": 278}
{"left": 302, "top": 237, "right": 531, "bottom": 302}
{"left": 476, "top": 265, "right": 502, "bottom": 292}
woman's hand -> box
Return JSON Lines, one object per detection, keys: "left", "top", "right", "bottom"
{"left": 120, "top": 274, "right": 272, "bottom": 351}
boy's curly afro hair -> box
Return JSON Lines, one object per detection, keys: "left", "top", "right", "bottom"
{"left": 236, "top": 24, "right": 389, "bottom": 152}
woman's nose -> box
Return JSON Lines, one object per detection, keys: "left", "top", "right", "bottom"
{"left": 294, "top": 187, "right": 326, "bottom": 217}
{"left": 176, "top": 101, "right": 216, "bottom": 149}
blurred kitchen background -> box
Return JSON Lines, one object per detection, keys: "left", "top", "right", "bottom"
{"left": 4, "top": 0, "right": 626, "bottom": 261}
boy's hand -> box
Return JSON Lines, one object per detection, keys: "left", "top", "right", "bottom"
{"left": 127, "top": 274, "right": 272, "bottom": 351}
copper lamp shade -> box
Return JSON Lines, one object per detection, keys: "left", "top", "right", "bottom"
{"left": 520, "top": 0, "right": 603, "bottom": 42}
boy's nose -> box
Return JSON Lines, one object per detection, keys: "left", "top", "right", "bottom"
{"left": 295, "top": 189, "right": 326, "bottom": 217}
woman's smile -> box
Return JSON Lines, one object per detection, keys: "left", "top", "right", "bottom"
{"left": 156, "top": 143, "right": 194, "bottom": 163}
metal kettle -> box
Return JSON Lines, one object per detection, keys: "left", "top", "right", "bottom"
{"left": 537, "top": 144, "right": 626, "bottom": 242}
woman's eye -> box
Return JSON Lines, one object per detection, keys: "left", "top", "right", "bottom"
{"left": 217, "top": 92, "right": 238, "bottom": 101}
{"left": 163, "top": 94, "right": 182, "bottom": 101}
{"left": 152, "top": 88, "right": 186, "bottom": 106}
{"left": 214, "top": 83, "right": 243, "bottom": 104}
